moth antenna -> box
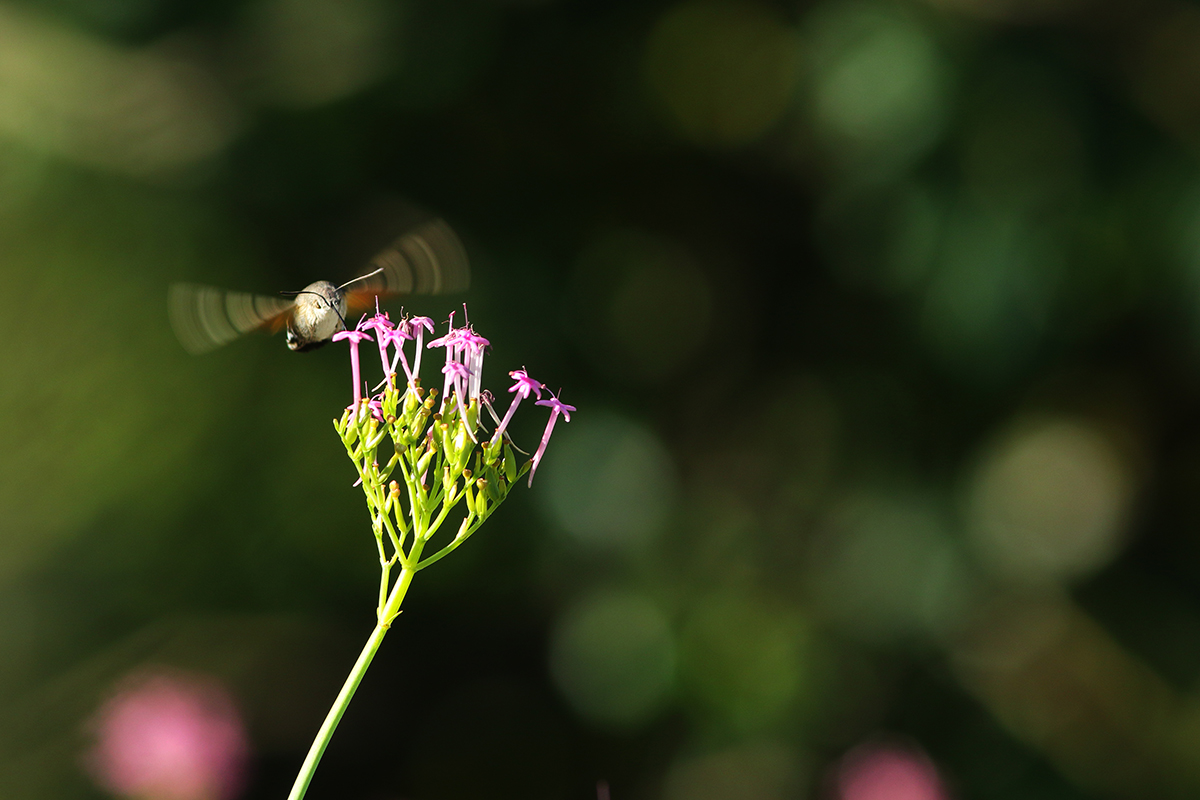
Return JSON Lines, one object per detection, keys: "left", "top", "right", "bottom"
{"left": 337, "top": 267, "right": 385, "bottom": 292}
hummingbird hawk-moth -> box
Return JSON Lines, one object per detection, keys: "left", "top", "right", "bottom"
{"left": 168, "top": 218, "right": 469, "bottom": 354}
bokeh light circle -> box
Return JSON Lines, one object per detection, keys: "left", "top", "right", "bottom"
{"left": 644, "top": 0, "right": 801, "bottom": 147}
{"left": 809, "top": 491, "right": 971, "bottom": 641}
{"left": 549, "top": 588, "right": 675, "bottom": 729}
{"left": 86, "top": 669, "right": 249, "bottom": 800}
{"left": 539, "top": 410, "right": 679, "bottom": 550}
{"left": 239, "top": 0, "right": 397, "bottom": 107}
{"left": 966, "top": 417, "right": 1136, "bottom": 584}
{"left": 805, "top": 2, "right": 951, "bottom": 175}
{"left": 835, "top": 740, "right": 949, "bottom": 800}
{"left": 677, "top": 593, "right": 808, "bottom": 734}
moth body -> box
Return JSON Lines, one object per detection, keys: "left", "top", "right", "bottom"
{"left": 287, "top": 280, "right": 347, "bottom": 351}
{"left": 167, "top": 217, "right": 470, "bottom": 355}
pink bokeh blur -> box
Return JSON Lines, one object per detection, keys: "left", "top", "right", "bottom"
{"left": 85, "top": 668, "right": 249, "bottom": 800}
{"left": 836, "top": 740, "right": 950, "bottom": 800}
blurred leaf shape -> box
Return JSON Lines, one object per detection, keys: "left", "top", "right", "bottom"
{"left": 644, "top": 0, "right": 801, "bottom": 147}
{"left": 549, "top": 588, "right": 675, "bottom": 729}
{"left": 950, "top": 592, "right": 1198, "bottom": 795}
{"left": 0, "top": 3, "right": 238, "bottom": 178}
{"left": 0, "top": 177, "right": 252, "bottom": 580}
{"left": 236, "top": 0, "right": 400, "bottom": 108}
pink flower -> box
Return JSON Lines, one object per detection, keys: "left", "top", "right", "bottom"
{"left": 427, "top": 326, "right": 462, "bottom": 352}
{"left": 428, "top": 324, "right": 463, "bottom": 411}
{"left": 408, "top": 316, "right": 435, "bottom": 377}
{"left": 333, "top": 329, "right": 372, "bottom": 407}
{"left": 530, "top": 392, "right": 575, "bottom": 487}
{"left": 338, "top": 301, "right": 575, "bottom": 483}
{"left": 441, "top": 360, "right": 471, "bottom": 410}
{"left": 491, "top": 369, "right": 543, "bottom": 443}
{"left": 385, "top": 323, "right": 416, "bottom": 385}
{"left": 367, "top": 395, "right": 385, "bottom": 423}
{"left": 426, "top": 318, "right": 478, "bottom": 399}
{"left": 456, "top": 329, "right": 490, "bottom": 401}
{"left": 836, "top": 741, "right": 949, "bottom": 800}
{"left": 360, "top": 312, "right": 397, "bottom": 390}
{"left": 86, "top": 669, "right": 249, "bottom": 800}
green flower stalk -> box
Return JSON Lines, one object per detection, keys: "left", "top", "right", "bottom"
{"left": 287, "top": 307, "right": 571, "bottom": 800}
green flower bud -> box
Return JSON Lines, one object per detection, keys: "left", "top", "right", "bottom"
{"left": 503, "top": 444, "right": 517, "bottom": 483}
{"left": 415, "top": 449, "right": 434, "bottom": 477}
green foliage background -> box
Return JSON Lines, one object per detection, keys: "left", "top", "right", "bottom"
{"left": 2, "top": 0, "right": 1200, "bottom": 798}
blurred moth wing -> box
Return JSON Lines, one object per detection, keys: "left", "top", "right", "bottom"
{"left": 168, "top": 284, "right": 294, "bottom": 355}
{"left": 343, "top": 218, "right": 470, "bottom": 311}
{"left": 168, "top": 218, "right": 470, "bottom": 355}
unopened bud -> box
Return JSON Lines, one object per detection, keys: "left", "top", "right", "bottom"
{"left": 389, "top": 480, "right": 400, "bottom": 497}
{"left": 503, "top": 444, "right": 516, "bottom": 483}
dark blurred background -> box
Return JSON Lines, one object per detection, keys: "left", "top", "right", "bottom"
{"left": 4, "top": 0, "right": 1200, "bottom": 797}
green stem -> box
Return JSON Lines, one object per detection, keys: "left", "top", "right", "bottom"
{"left": 416, "top": 516, "right": 485, "bottom": 570}
{"left": 286, "top": 566, "right": 416, "bottom": 800}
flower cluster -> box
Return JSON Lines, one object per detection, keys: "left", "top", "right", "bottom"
{"left": 332, "top": 305, "right": 573, "bottom": 624}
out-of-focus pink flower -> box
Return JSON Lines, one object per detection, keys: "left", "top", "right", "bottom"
{"left": 836, "top": 741, "right": 949, "bottom": 800}
{"left": 86, "top": 669, "right": 249, "bottom": 800}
